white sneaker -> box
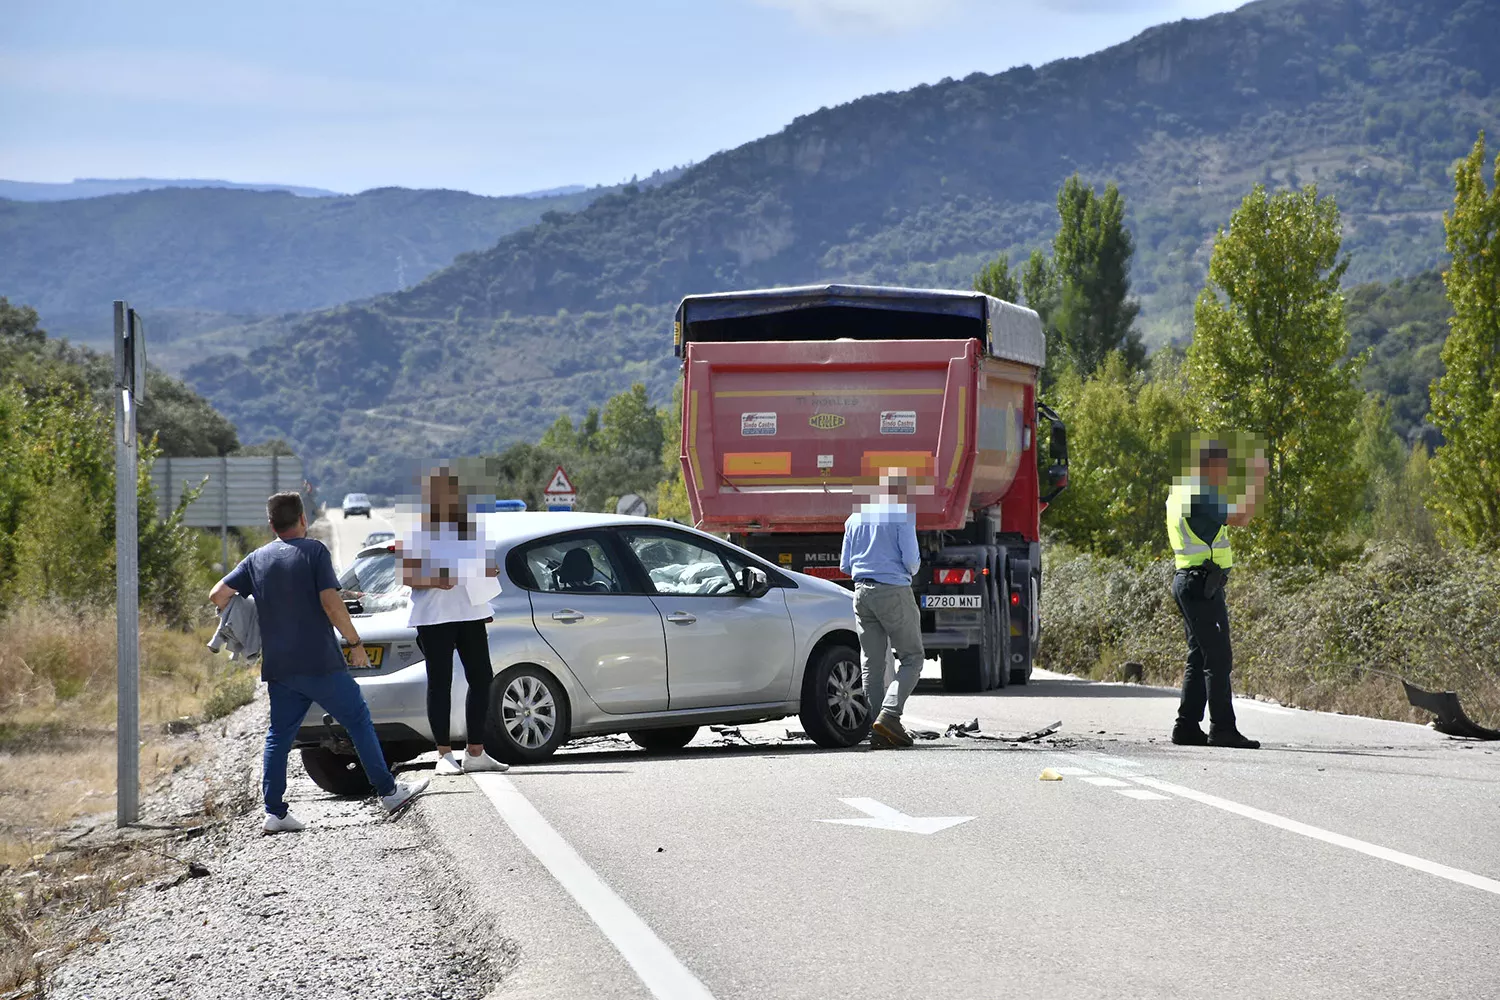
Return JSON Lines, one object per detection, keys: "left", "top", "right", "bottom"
{"left": 435, "top": 752, "right": 463, "bottom": 775}
{"left": 263, "top": 811, "right": 306, "bottom": 834}
{"left": 380, "top": 777, "right": 431, "bottom": 813}
{"left": 461, "top": 751, "right": 509, "bottom": 773}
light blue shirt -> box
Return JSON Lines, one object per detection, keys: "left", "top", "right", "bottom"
{"left": 840, "top": 502, "right": 921, "bottom": 586}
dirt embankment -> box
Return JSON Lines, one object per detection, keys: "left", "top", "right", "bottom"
{"left": 5, "top": 689, "right": 516, "bottom": 1000}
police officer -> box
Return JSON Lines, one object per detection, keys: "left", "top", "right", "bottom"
{"left": 1166, "top": 441, "right": 1267, "bottom": 748}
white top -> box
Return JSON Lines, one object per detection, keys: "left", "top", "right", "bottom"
{"left": 402, "top": 522, "right": 501, "bottom": 627}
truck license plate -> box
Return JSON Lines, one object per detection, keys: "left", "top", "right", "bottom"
{"left": 922, "top": 594, "right": 982, "bottom": 609}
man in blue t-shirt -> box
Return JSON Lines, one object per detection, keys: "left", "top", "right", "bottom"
{"left": 210, "top": 491, "right": 428, "bottom": 833}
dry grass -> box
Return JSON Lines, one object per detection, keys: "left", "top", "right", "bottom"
{"left": 0, "top": 601, "right": 259, "bottom": 996}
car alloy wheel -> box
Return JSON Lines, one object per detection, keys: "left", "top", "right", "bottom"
{"left": 828, "top": 655, "right": 867, "bottom": 732}
{"left": 502, "top": 674, "right": 557, "bottom": 750}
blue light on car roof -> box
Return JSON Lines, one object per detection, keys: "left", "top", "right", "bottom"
{"left": 472, "top": 499, "right": 527, "bottom": 512}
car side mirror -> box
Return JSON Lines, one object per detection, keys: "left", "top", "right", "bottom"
{"left": 739, "top": 566, "right": 771, "bottom": 599}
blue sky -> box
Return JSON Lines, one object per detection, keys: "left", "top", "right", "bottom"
{"left": 2, "top": 0, "right": 1247, "bottom": 197}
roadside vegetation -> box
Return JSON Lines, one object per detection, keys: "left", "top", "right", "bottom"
{"left": 1033, "top": 133, "right": 1500, "bottom": 724}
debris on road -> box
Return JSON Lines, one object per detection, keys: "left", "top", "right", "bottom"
{"left": 947, "top": 719, "right": 1063, "bottom": 743}
{"left": 1401, "top": 680, "right": 1500, "bottom": 741}
{"left": 1039, "top": 768, "right": 1064, "bottom": 781}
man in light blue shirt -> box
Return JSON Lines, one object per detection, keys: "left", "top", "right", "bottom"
{"left": 840, "top": 473, "right": 924, "bottom": 748}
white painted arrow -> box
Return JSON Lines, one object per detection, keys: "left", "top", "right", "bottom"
{"left": 820, "top": 797, "right": 974, "bottom": 835}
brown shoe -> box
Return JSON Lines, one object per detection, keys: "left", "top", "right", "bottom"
{"left": 872, "top": 710, "right": 914, "bottom": 748}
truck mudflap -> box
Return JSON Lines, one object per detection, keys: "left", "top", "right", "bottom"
{"left": 1004, "top": 542, "right": 1041, "bottom": 685}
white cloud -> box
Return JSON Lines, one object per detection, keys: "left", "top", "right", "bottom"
{"left": 753, "top": 0, "right": 962, "bottom": 34}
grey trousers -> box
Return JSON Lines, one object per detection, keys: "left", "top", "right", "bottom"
{"left": 853, "top": 581, "right": 925, "bottom": 718}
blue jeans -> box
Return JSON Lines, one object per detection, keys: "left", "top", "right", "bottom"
{"left": 264, "top": 671, "right": 397, "bottom": 817}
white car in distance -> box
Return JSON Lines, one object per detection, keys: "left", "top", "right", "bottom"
{"left": 296, "top": 512, "right": 866, "bottom": 794}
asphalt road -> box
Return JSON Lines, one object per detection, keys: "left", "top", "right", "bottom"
{"left": 406, "top": 668, "right": 1498, "bottom": 1000}
{"left": 320, "top": 505, "right": 400, "bottom": 568}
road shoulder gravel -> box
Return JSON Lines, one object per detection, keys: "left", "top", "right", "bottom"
{"left": 45, "top": 689, "right": 518, "bottom": 1000}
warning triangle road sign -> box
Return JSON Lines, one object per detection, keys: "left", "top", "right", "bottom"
{"left": 544, "top": 465, "right": 576, "bottom": 495}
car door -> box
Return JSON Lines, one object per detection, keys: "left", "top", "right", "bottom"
{"left": 516, "top": 531, "right": 669, "bottom": 715}
{"left": 615, "top": 527, "right": 797, "bottom": 710}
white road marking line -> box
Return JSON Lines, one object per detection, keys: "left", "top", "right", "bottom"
{"left": 1054, "top": 766, "right": 1095, "bottom": 776}
{"left": 1116, "top": 789, "right": 1170, "bottom": 801}
{"left": 1092, "top": 756, "right": 1143, "bottom": 768}
{"left": 1080, "top": 776, "right": 1131, "bottom": 787}
{"left": 470, "top": 774, "right": 716, "bottom": 1000}
{"left": 1127, "top": 774, "right": 1500, "bottom": 898}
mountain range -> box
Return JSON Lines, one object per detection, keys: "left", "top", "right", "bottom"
{"left": 13, "top": 0, "right": 1498, "bottom": 499}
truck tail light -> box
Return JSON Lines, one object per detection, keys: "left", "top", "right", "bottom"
{"left": 1010, "top": 590, "right": 1021, "bottom": 606}
{"left": 933, "top": 568, "right": 974, "bottom": 585}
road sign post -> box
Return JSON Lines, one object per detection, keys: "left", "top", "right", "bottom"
{"left": 544, "top": 465, "right": 578, "bottom": 512}
{"left": 114, "top": 302, "right": 144, "bottom": 828}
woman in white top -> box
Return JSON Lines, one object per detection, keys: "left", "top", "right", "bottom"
{"left": 400, "top": 470, "right": 508, "bottom": 774}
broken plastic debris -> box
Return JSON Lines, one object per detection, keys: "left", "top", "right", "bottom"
{"left": 1039, "top": 768, "right": 1063, "bottom": 781}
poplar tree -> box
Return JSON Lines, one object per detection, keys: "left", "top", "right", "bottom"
{"left": 1186, "top": 184, "right": 1365, "bottom": 566}
{"left": 1429, "top": 133, "right": 1500, "bottom": 551}
{"left": 973, "top": 252, "right": 1021, "bottom": 303}
{"left": 1051, "top": 175, "right": 1144, "bottom": 375}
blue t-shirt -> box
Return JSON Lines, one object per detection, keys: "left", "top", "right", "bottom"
{"left": 223, "top": 536, "right": 344, "bottom": 681}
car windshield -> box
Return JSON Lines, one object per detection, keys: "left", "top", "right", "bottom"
{"left": 338, "top": 549, "right": 399, "bottom": 594}
{"left": 344, "top": 493, "right": 368, "bottom": 504}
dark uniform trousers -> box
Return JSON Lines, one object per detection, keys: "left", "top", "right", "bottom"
{"left": 1172, "top": 569, "right": 1237, "bottom": 728}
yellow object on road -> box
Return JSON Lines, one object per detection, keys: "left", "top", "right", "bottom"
{"left": 1039, "top": 768, "right": 1063, "bottom": 781}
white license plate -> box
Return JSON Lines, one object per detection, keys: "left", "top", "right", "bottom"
{"left": 922, "top": 594, "right": 982, "bottom": 609}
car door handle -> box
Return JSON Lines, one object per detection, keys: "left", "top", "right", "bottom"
{"left": 665, "top": 612, "right": 697, "bottom": 625}
{"left": 551, "top": 609, "right": 584, "bottom": 624}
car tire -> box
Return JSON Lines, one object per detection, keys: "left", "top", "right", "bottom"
{"left": 799, "top": 643, "right": 869, "bottom": 749}
{"left": 300, "top": 747, "right": 373, "bottom": 797}
{"left": 486, "top": 664, "right": 570, "bottom": 764}
{"left": 627, "top": 726, "right": 699, "bottom": 752}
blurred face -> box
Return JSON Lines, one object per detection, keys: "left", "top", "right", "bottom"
{"left": 425, "top": 473, "right": 462, "bottom": 522}
{"left": 1202, "top": 458, "right": 1230, "bottom": 489}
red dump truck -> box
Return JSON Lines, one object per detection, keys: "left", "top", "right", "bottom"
{"left": 673, "top": 284, "right": 1067, "bottom": 692}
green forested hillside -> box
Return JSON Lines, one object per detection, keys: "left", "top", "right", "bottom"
{"left": 188, "top": 0, "right": 1500, "bottom": 497}
{"left": 1346, "top": 270, "right": 1452, "bottom": 443}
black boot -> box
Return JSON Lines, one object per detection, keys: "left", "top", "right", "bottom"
{"left": 1208, "top": 726, "right": 1260, "bottom": 749}
{"left": 1171, "top": 721, "right": 1209, "bottom": 746}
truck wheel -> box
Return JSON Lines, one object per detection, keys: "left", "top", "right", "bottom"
{"left": 486, "top": 665, "right": 571, "bottom": 764}
{"left": 628, "top": 726, "right": 699, "bottom": 752}
{"left": 990, "top": 599, "right": 1009, "bottom": 689}
{"left": 300, "top": 747, "right": 373, "bottom": 797}
{"left": 799, "top": 644, "right": 869, "bottom": 748}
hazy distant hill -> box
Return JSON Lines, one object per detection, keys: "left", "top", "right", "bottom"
{"left": 183, "top": 0, "right": 1498, "bottom": 497}
{"left": 0, "top": 177, "right": 343, "bottom": 201}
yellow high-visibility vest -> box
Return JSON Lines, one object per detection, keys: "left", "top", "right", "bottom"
{"left": 1165, "top": 480, "right": 1233, "bottom": 570}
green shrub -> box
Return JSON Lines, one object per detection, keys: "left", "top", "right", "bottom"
{"left": 1039, "top": 540, "right": 1500, "bottom": 724}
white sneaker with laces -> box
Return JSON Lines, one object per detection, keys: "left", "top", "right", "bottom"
{"left": 380, "top": 777, "right": 431, "bottom": 813}
{"left": 461, "top": 751, "right": 509, "bottom": 773}
{"left": 435, "top": 752, "right": 463, "bottom": 775}
{"left": 263, "top": 810, "right": 306, "bottom": 834}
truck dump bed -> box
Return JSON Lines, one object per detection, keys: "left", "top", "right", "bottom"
{"left": 676, "top": 285, "right": 1046, "bottom": 535}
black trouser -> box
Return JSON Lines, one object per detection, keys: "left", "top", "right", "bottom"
{"left": 415, "top": 619, "right": 493, "bottom": 747}
{"left": 1172, "top": 569, "right": 1237, "bottom": 728}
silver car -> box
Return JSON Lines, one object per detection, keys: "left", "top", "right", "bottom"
{"left": 296, "top": 512, "right": 865, "bottom": 794}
